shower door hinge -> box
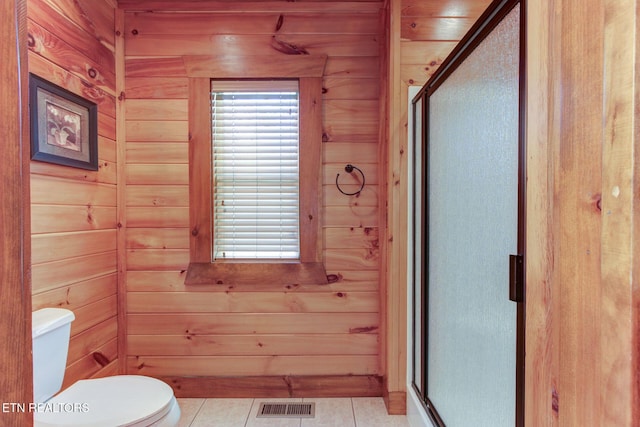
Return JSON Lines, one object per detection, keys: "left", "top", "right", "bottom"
{"left": 509, "top": 254, "right": 524, "bottom": 303}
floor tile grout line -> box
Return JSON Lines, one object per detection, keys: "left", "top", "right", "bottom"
{"left": 180, "top": 397, "right": 409, "bottom": 427}
{"left": 351, "top": 397, "right": 359, "bottom": 427}
{"left": 243, "top": 398, "right": 255, "bottom": 427}
{"left": 187, "top": 398, "right": 206, "bottom": 427}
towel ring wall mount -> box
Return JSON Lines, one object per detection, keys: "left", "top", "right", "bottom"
{"left": 335, "top": 164, "right": 365, "bottom": 196}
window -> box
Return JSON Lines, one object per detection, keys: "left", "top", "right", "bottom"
{"left": 183, "top": 55, "right": 327, "bottom": 285}
{"left": 211, "top": 80, "right": 300, "bottom": 260}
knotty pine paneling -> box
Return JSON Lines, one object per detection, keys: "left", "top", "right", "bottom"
{"left": 126, "top": 34, "right": 380, "bottom": 57}
{"left": 126, "top": 207, "right": 190, "bottom": 228}
{"left": 399, "top": 0, "right": 490, "bottom": 86}
{"left": 128, "top": 333, "right": 378, "bottom": 356}
{"left": 128, "top": 292, "right": 379, "bottom": 314}
{"left": 126, "top": 164, "right": 189, "bottom": 184}
{"left": 27, "top": 19, "right": 116, "bottom": 94}
{"left": 125, "top": 13, "right": 379, "bottom": 36}
{"left": 127, "top": 313, "right": 379, "bottom": 335}
{"left": 63, "top": 339, "right": 118, "bottom": 390}
{"left": 31, "top": 205, "right": 117, "bottom": 234}
{"left": 118, "top": 1, "right": 383, "bottom": 13}
{"left": 28, "top": 0, "right": 118, "bottom": 387}
{"left": 125, "top": 185, "right": 189, "bottom": 207}
{"left": 127, "top": 355, "right": 380, "bottom": 377}
{"left": 31, "top": 251, "right": 117, "bottom": 294}
{"left": 123, "top": 1, "right": 384, "bottom": 380}
{"left": 32, "top": 230, "right": 116, "bottom": 264}
{"left": 324, "top": 142, "right": 378, "bottom": 163}
{"left": 126, "top": 270, "right": 378, "bottom": 293}
{"left": 32, "top": 274, "right": 118, "bottom": 312}
{"left": 126, "top": 144, "right": 189, "bottom": 164}
{"left": 126, "top": 228, "right": 189, "bottom": 249}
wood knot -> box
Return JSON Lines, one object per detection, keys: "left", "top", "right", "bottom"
{"left": 27, "top": 33, "right": 35, "bottom": 48}
{"left": 92, "top": 352, "right": 110, "bottom": 367}
{"left": 275, "top": 14, "right": 284, "bottom": 32}
{"left": 271, "top": 36, "right": 309, "bottom": 55}
{"left": 593, "top": 193, "right": 602, "bottom": 212}
{"left": 326, "top": 274, "right": 341, "bottom": 283}
{"left": 191, "top": 228, "right": 199, "bottom": 236}
{"left": 410, "top": 22, "right": 417, "bottom": 28}
{"left": 336, "top": 292, "right": 345, "bottom": 298}
{"left": 131, "top": 29, "right": 139, "bottom": 35}
{"left": 88, "top": 68, "right": 97, "bottom": 79}
{"left": 349, "top": 326, "right": 378, "bottom": 333}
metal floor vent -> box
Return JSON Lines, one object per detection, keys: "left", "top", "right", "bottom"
{"left": 257, "top": 402, "right": 315, "bottom": 418}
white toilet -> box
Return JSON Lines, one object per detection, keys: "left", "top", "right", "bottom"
{"left": 32, "top": 308, "right": 181, "bottom": 426}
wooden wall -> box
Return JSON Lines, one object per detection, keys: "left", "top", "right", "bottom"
{"left": 120, "top": 1, "right": 384, "bottom": 385}
{"left": 525, "top": 0, "right": 640, "bottom": 425}
{"left": 27, "top": 0, "right": 119, "bottom": 387}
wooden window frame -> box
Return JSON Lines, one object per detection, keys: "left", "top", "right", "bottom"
{"left": 184, "top": 55, "right": 327, "bottom": 285}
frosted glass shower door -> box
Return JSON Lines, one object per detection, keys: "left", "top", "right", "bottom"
{"left": 424, "top": 2, "right": 523, "bottom": 426}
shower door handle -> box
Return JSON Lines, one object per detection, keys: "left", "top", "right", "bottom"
{"left": 509, "top": 254, "right": 524, "bottom": 302}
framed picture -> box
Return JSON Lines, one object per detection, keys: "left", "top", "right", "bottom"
{"left": 29, "top": 73, "right": 98, "bottom": 170}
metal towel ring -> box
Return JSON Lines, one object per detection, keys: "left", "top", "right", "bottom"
{"left": 336, "top": 164, "right": 365, "bottom": 196}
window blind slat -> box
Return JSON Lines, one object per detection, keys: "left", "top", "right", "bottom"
{"left": 212, "top": 85, "right": 300, "bottom": 260}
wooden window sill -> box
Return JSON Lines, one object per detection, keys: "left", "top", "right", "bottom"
{"left": 184, "top": 262, "right": 329, "bottom": 286}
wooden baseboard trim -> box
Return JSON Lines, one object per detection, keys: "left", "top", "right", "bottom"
{"left": 159, "top": 375, "right": 384, "bottom": 398}
{"left": 383, "top": 389, "right": 407, "bottom": 415}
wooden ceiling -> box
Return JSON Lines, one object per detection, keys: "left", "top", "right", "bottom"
{"left": 116, "top": 0, "right": 490, "bottom": 22}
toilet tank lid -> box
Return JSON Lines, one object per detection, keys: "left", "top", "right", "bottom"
{"left": 32, "top": 308, "right": 75, "bottom": 338}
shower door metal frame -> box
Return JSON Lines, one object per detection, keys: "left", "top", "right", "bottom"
{"left": 410, "top": 0, "right": 526, "bottom": 425}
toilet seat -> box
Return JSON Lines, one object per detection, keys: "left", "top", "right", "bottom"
{"left": 34, "top": 375, "right": 178, "bottom": 427}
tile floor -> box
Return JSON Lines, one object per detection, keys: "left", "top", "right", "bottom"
{"left": 177, "top": 397, "right": 410, "bottom": 427}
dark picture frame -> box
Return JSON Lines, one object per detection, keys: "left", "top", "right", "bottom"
{"left": 29, "top": 73, "right": 98, "bottom": 171}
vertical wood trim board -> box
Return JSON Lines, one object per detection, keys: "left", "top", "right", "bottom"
{"left": 188, "top": 78, "right": 212, "bottom": 262}
{"left": 0, "top": 0, "right": 32, "bottom": 425}
{"left": 524, "top": 0, "right": 557, "bottom": 425}
{"left": 298, "top": 77, "right": 323, "bottom": 263}
{"left": 600, "top": 0, "right": 637, "bottom": 424}
{"left": 383, "top": 0, "right": 408, "bottom": 414}
{"left": 556, "top": 1, "right": 604, "bottom": 424}
{"left": 633, "top": 1, "right": 640, "bottom": 421}
{"left": 115, "top": 7, "right": 128, "bottom": 374}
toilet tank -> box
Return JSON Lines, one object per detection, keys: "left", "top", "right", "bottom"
{"left": 32, "top": 308, "right": 75, "bottom": 403}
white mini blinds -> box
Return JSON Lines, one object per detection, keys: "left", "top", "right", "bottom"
{"left": 211, "top": 80, "right": 300, "bottom": 260}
